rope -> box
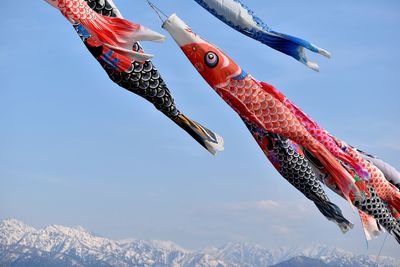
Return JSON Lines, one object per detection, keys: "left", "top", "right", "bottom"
{"left": 145, "top": 0, "right": 168, "bottom": 23}
{"left": 375, "top": 232, "right": 388, "bottom": 267}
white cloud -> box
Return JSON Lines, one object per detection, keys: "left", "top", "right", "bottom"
{"left": 225, "top": 199, "right": 312, "bottom": 216}
{"left": 253, "top": 200, "right": 281, "bottom": 210}
{"left": 226, "top": 200, "right": 281, "bottom": 211}
{"left": 272, "top": 225, "right": 292, "bottom": 236}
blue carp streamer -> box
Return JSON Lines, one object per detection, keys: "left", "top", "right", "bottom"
{"left": 194, "top": 0, "right": 331, "bottom": 71}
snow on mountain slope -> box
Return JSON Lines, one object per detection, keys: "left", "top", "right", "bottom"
{"left": 0, "top": 219, "right": 36, "bottom": 246}
{"left": 0, "top": 219, "right": 398, "bottom": 267}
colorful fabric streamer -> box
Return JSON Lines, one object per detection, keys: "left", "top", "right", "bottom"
{"left": 355, "top": 148, "right": 400, "bottom": 191}
{"left": 46, "top": 0, "right": 224, "bottom": 155}
{"left": 162, "top": 13, "right": 400, "bottom": 244}
{"left": 244, "top": 120, "right": 353, "bottom": 233}
{"left": 45, "top": 0, "right": 166, "bottom": 62}
{"left": 163, "top": 13, "right": 361, "bottom": 205}
{"left": 260, "top": 83, "right": 370, "bottom": 183}
{"left": 194, "top": 0, "right": 330, "bottom": 71}
{"left": 263, "top": 82, "right": 400, "bottom": 221}
{"left": 333, "top": 139, "right": 400, "bottom": 218}
{"left": 304, "top": 146, "right": 399, "bottom": 241}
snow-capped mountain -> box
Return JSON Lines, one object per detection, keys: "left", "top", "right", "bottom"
{"left": 205, "top": 242, "right": 399, "bottom": 267}
{"left": 0, "top": 219, "right": 398, "bottom": 267}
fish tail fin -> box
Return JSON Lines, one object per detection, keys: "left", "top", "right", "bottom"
{"left": 172, "top": 114, "right": 224, "bottom": 155}
{"left": 314, "top": 200, "right": 353, "bottom": 233}
{"left": 358, "top": 211, "right": 381, "bottom": 241}
{"left": 81, "top": 13, "right": 165, "bottom": 61}
{"left": 256, "top": 30, "right": 330, "bottom": 71}
{"left": 309, "top": 143, "right": 363, "bottom": 205}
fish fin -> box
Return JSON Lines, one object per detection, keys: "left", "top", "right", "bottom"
{"left": 254, "top": 30, "right": 330, "bottom": 71}
{"left": 81, "top": 12, "right": 165, "bottom": 61}
{"left": 85, "top": 37, "right": 133, "bottom": 73}
{"left": 259, "top": 82, "right": 286, "bottom": 103}
{"left": 172, "top": 114, "right": 224, "bottom": 155}
{"left": 97, "top": 15, "right": 166, "bottom": 43}
{"left": 102, "top": 43, "right": 153, "bottom": 62}
{"left": 303, "top": 144, "right": 358, "bottom": 204}
{"left": 358, "top": 211, "right": 381, "bottom": 241}
{"left": 308, "top": 143, "right": 362, "bottom": 206}
{"left": 313, "top": 200, "right": 353, "bottom": 233}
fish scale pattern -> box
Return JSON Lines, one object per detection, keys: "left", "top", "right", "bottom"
{"left": 274, "top": 141, "right": 328, "bottom": 202}
{"left": 73, "top": 0, "right": 225, "bottom": 155}
{"left": 103, "top": 60, "right": 178, "bottom": 116}
{"left": 244, "top": 121, "right": 353, "bottom": 232}
{"left": 86, "top": 0, "right": 116, "bottom": 17}
{"left": 334, "top": 139, "right": 400, "bottom": 205}
{"left": 304, "top": 149, "right": 400, "bottom": 234}
{"left": 354, "top": 186, "right": 400, "bottom": 234}
{"left": 245, "top": 121, "right": 328, "bottom": 203}
{"left": 260, "top": 82, "right": 370, "bottom": 183}
{"left": 78, "top": 0, "right": 179, "bottom": 118}
{"left": 213, "top": 71, "right": 362, "bottom": 200}
{"left": 220, "top": 76, "right": 322, "bottom": 148}
{"left": 59, "top": 0, "right": 95, "bottom": 21}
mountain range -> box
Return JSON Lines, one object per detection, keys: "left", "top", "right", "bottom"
{"left": 0, "top": 219, "right": 398, "bottom": 267}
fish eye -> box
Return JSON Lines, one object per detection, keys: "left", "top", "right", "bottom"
{"left": 204, "top": 51, "right": 219, "bottom": 68}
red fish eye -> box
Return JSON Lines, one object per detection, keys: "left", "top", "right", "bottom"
{"left": 204, "top": 51, "right": 219, "bottom": 68}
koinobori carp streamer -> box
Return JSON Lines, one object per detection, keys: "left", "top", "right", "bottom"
{"left": 163, "top": 14, "right": 362, "bottom": 205}
{"left": 161, "top": 13, "right": 400, "bottom": 245}
{"left": 244, "top": 120, "right": 353, "bottom": 233}
{"left": 194, "top": 0, "right": 330, "bottom": 71}
{"left": 45, "top": 0, "right": 166, "bottom": 62}
{"left": 355, "top": 148, "right": 400, "bottom": 191}
{"left": 304, "top": 145, "right": 400, "bottom": 242}
{"left": 44, "top": 0, "right": 224, "bottom": 155}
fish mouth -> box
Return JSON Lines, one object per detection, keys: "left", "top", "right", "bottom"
{"left": 163, "top": 13, "right": 204, "bottom": 47}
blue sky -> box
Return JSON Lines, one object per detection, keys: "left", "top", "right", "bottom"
{"left": 1, "top": 0, "right": 399, "bottom": 258}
